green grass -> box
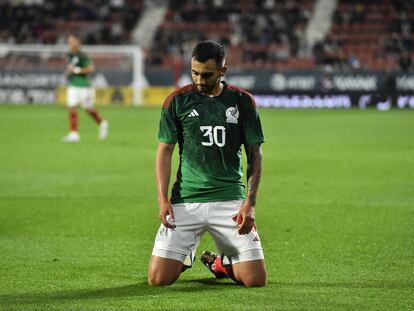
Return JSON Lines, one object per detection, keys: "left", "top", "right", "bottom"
{"left": 0, "top": 105, "right": 413, "bottom": 310}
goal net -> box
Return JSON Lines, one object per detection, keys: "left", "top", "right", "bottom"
{"left": 0, "top": 44, "right": 145, "bottom": 106}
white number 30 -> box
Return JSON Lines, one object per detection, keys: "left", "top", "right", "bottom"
{"left": 200, "top": 126, "right": 226, "bottom": 147}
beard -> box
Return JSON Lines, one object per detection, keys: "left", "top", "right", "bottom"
{"left": 197, "top": 85, "right": 213, "bottom": 93}
{"left": 194, "top": 81, "right": 217, "bottom": 94}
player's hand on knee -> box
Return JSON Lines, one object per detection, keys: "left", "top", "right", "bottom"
{"left": 159, "top": 201, "right": 176, "bottom": 229}
{"left": 236, "top": 203, "right": 256, "bottom": 235}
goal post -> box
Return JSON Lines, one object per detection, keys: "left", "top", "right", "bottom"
{"left": 0, "top": 44, "right": 145, "bottom": 106}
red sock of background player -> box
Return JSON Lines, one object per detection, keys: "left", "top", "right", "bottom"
{"left": 70, "top": 109, "right": 78, "bottom": 132}
{"left": 86, "top": 108, "right": 102, "bottom": 124}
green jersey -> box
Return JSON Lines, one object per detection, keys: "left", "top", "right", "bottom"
{"left": 158, "top": 82, "right": 264, "bottom": 204}
{"left": 67, "top": 52, "right": 92, "bottom": 87}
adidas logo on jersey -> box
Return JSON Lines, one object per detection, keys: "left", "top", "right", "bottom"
{"left": 188, "top": 109, "right": 199, "bottom": 117}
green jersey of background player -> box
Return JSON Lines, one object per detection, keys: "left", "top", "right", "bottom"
{"left": 67, "top": 51, "right": 92, "bottom": 87}
{"left": 148, "top": 41, "right": 267, "bottom": 287}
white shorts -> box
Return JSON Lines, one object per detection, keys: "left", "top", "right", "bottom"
{"left": 67, "top": 86, "right": 95, "bottom": 108}
{"left": 151, "top": 200, "right": 264, "bottom": 266}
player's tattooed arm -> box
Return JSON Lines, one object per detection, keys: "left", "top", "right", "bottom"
{"left": 237, "top": 143, "right": 262, "bottom": 235}
{"left": 245, "top": 143, "right": 263, "bottom": 208}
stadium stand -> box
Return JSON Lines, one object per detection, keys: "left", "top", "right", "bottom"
{"left": 0, "top": 0, "right": 143, "bottom": 45}
{"left": 319, "top": 0, "right": 414, "bottom": 71}
{"left": 0, "top": 0, "right": 413, "bottom": 72}
{"left": 0, "top": 0, "right": 143, "bottom": 71}
{"left": 147, "top": 0, "right": 316, "bottom": 70}
{"left": 147, "top": 0, "right": 414, "bottom": 72}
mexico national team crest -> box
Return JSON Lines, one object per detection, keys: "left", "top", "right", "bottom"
{"left": 225, "top": 106, "right": 239, "bottom": 124}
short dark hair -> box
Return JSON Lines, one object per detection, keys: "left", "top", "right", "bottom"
{"left": 192, "top": 41, "right": 225, "bottom": 67}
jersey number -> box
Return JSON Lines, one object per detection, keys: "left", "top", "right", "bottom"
{"left": 200, "top": 126, "right": 226, "bottom": 147}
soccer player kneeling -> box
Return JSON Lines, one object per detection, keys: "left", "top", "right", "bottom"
{"left": 148, "top": 41, "right": 266, "bottom": 287}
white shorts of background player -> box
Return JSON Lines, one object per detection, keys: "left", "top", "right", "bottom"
{"left": 67, "top": 86, "right": 95, "bottom": 109}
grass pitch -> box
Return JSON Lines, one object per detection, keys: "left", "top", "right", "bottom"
{"left": 0, "top": 105, "right": 413, "bottom": 310}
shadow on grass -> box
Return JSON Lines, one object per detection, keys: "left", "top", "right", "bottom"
{"left": 180, "top": 277, "right": 240, "bottom": 286}
{"left": 3, "top": 279, "right": 411, "bottom": 307}
{"left": 274, "top": 280, "right": 414, "bottom": 289}
{"left": 0, "top": 277, "right": 242, "bottom": 307}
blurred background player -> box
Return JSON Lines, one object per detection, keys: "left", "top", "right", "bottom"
{"left": 63, "top": 34, "right": 108, "bottom": 143}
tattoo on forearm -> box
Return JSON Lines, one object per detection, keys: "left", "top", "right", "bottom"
{"left": 246, "top": 144, "right": 262, "bottom": 207}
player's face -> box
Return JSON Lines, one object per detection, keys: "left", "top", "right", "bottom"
{"left": 191, "top": 58, "right": 226, "bottom": 95}
{"left": 68, "top": 35, "right": 80, "bottom": 53}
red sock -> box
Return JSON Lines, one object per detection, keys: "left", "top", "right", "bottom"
{"left": 86, "top": 108, "right": 102, "bottom": 124}
{"left": 212, "top": 257, "right": 228, "bottom": 276}
{"left": 212, "top": 257, "right": 238, "bottom": 282}
{"left": 70, "top": 110, "right": 78, "bottom": 132}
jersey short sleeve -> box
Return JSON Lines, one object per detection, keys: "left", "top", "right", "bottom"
{"left": 241, "top": 94, "right": 265, "bottom": 145}
{"left": 158, "top": 96, "right": 179, "bottom": 144}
